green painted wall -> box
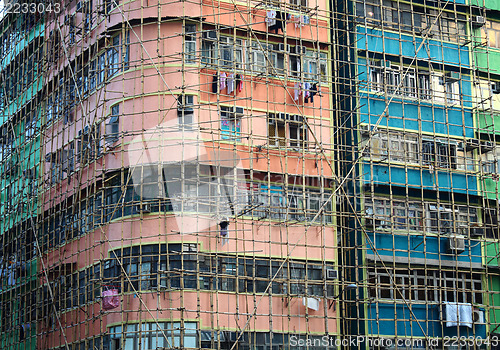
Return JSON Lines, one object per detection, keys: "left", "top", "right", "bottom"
{"left": 0, "top": 13, "right": 42, "bottom": 350}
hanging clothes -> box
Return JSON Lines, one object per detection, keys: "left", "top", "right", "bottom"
{"left": 212, "top": 74, "right": 218, "bottom": 93}
{"left": 294, "top": 82, "right": 300, "bottom": 101}
{"left": 235, "top": 74, "right": 241, "bottom": 93}
{"left": 304, "top": 82, "right": 311, "bottom": 102}
{"left": 310, "top": 83, "right": 318, "bottom": 103}
{"left": 269, "top": 11, "right": 284, "bottom": 33}
{"left": 219, "top": 221, "right": 229, "bottom": 246}
{"left": 238, "top": 75, "right": 243, "bottom": 92}
{"left": 220, "top": 72, "right": 227, "bottom": 91}
{"left": 266, "top": 10, "right": 277, "bottom": 27}
{"left": 227, "top": 73, "right": 235, "bottom": 94}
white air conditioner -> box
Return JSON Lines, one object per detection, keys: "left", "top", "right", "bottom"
{"left": 278, "top": 43, "right": 290, "bottom": 52}
{"left": 359, "top": 124, "right": 377, "bottom": 136}
{"left": 447, "top": 235, "right": 465, "bottom": 254}
{"left": 472, "top": 16, "right": 486, "bottom": 27}
{"left": 140, "top": 203, "right": 152, "bottom": 213}
{"left": 473, "top": 308, "right": 485, "bottom": 323}
{"left": 492, "top": 82, "right": 500, "bottom": 94}
{"left": 277, "top": 112, "right": 288, "bottom": 121}
{"left": 326, "top": 269, "right": 338, "bottom": 280}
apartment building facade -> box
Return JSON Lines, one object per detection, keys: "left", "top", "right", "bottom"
{"left": 36, "top": 0, "right": 338, "bottom": 349}
{"left": 336, "top": 0, "right": 491, "bottom": 346}
{"left": 0, "top": 10, "right": 43, "bottom": 350}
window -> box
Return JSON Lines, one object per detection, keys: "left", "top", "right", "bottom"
{"left": 290, "top": 48, "right": 327, "bottom": 80}
{"left": 78, "top": 125, "right": 101, "bottom": 163}
{"left": 68, "top": 15, "right": 76, "bottom": 45}
{"left": 104, "top": 243, "right": 335, "bottom": 296}
{"left": 246, "top": 41, "right": 285, "bottom": 75}
{"left": 105, "top": 175, "right": 122, "bottom": 221}
{"left": 288, "top": 115, "right": 307, "bottom": 149}
{"left": 62, "top": 142, "right": 75, "bottom": 175}
{"left": 442, "top": 76, "right": 460, "bottom": 104}
{"left": 366, "top": 131, "right": 457, "bottom": 168}
{"left": 355, "top": 1, "right": 466, "bottom": 43}
{"left": 84, "top": 0, "right": 93, "bottom": 32}
{"left": 104, "top": 0, "right": 118, "bottom": 15}
{"left": 368, "top": 61, "right": 431, "bottom": 99}
{"left": 290, "top": 0, "right": 307, "bottom": 7}
{"left": 483, "top": 19, "right": 500, "bottom": 48}
{"left": 106, "top": 104, "right": 120, "bottom": 144}
{"left": 304, "top": 50, "right": 327, "bottom": 80}
{"left": 438, "top": 11, "right": 467, "bottom": 43}
{"left": 0, "top": 127, "right": 13, "bottom": 161}
{"left": 107, "top": 35, "right": 120, "bottom": 77}
{"left": 109, "top": 322, "right": 197, "bottom": 350}
{"left": 368, "top": 268, "right": 483, "bottom": 304}
{"left": 49, "top": 152, "right": 63, "bottom": 184}
{"left": 365, "top": 198, "right": 423, "bottom": 230}
{"left": 201, "top": 34, "right": 243, "bottom": 69}
{"left": 268, "top": 113, "right": 308, "bottom": 149}
{"left": 422, "top": 139, "right": 457, "bottom": 169}
{"left": 177, "top": 95, "right": 194, "bottom": 129}
{"left": 365, "top": 198, "right": 478, "bottom": 233}
{"left": 184, "top": 24, "right": 197, "bottom": 64}
{"left": 94, "top": 32, "right": 129, "bottom": 85}
{"left": 268, "top": 113, "right": 286, "bottom": 147}
{"left": 426, "top": 203, "right": 477, "bottom": 234}
{"left": 220, "top": 106, "right": 242, "bottom": 141}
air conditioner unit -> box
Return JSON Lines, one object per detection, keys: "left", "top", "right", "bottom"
{"left": 359, "top": 124, "right": 377, "bottom": 136}
{"left": 492, "top": 82, "right": 500, "bottom": 94}
{"left": 293, "top": 45, "right": 306, "bottom": 54}
{"left": 472, "top": 16, "right": 486, "bottom": 27}
{"left": 447, "top": 235, "right": 465, "bottom": 254}
{"left": 277, "top": 112, "right": 288, "bottom": 121}
{"left": 326, "top": 269, "right": 338, "bottom": 280}
{"left": 234, "top": 106, "right": 244, "bottom": 115}
{"left": 473, "top": 308, "right": 485, "bottom": 323}
{"left": 288, "top": 114, "right": 303, "bottom": 122}
{"left": 202, "top": 31, "right": 217, "bottom": 39}
{"left": 465, "top": 138, "right": 480, "bottom": 151}
{"left": 278, "top": 43, "right": 290, "bottom": 52}
{"left": 481, "top": 141, "right": 495, "bottom": 152}
{"left": 140, "top": 203, "right": 152, "bottom": 213}
{"left": 470, "top": 227, "right": 485, "bottom": 237}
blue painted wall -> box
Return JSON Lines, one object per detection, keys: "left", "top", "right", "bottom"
{"left": 368, "top": 303, "right": 487, "bottom": 338}
{"left": 358, "top": 97, "right": 474, "bottom": 137}
{"left": 365, "top": 232, "right": 482, "bottom": 265}
{"left": 356, "top": 28, "right": 470, "bottom": 67}
{"left": 362, "top": 164, "right": 478, "bottom": 195}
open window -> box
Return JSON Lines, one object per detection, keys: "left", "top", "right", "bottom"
{"left": 184, "top": 23, "right": 197, "bottom": 64}
{"left": 78, "top": 125, "right": 101, "bottom": 163}
{"left": 220, "top": 106, "right": 242, "bottom": 141}
{"left": 177, "top": 95, "right": 194, "bottom": 129}
{"left": 105, "top": 104, "right": 120, "bottom": 144}
{"left": 268, "top": 113, "right": 286, "bottom": 147}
